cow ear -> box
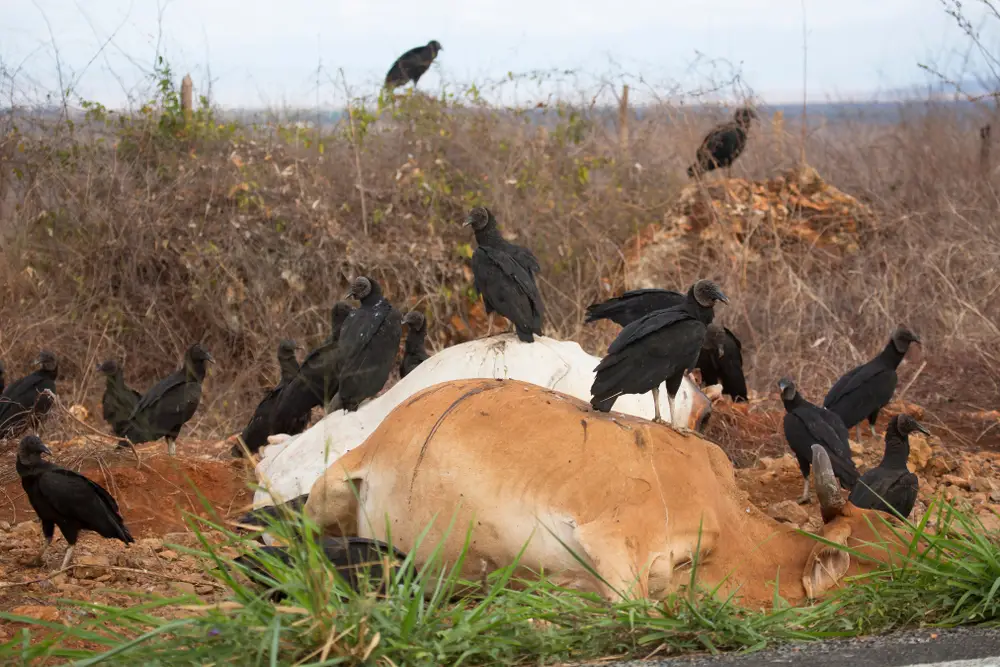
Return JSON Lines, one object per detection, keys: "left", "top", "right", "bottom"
{"left": 801, "top": 518, "right": 852, "bottom": 599}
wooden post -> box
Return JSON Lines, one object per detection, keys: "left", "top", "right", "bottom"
{"left": 981, "top": 123, "right": 991, "bottom": 176}
{"left": 618, "top": 84, "right": 629, "bottom": 152}
{"left": 181, "top": 74, "right": 193, "bottom": 126}
{"left": 772, "top": 110, "right": 785, "bottom": 156}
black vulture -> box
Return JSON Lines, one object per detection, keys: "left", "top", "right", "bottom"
{"left": 235, "top": 340, "right": 302, "bottom": 458}
{"left": 119, "top": 343, "right": 214, "bottom": 456}
{"left": 465, "top": 206, "right": 545, "bottom": 342}
{"left": 332, "top": 277, "right": 403, "bottom": 412}
{"left": 235, "top": 536, "right": 406, "bottom": 602}
{"left": 584, "top": 288, "right": 685, "bottom": 327}
{"left": 778, "top": 377, "right": 860, "bottom": 504}
{"left": 16, "top": 435, "right": 134, "bottom": 569}
{"left": 272, "top": 302, "right": 355, "bottom": 436}
{"left": 590, "top": 279, "right": 728, "bottom": 425}
{"left": 0, "top": 350, "right": 58, "bottom": 439}
{"left": 384, "top": 41, "right": 443, "bottom": 90}
{"left": 687, "top": 107, "right": 758, "bottom": 179}
{"left": 96, "top": 359, "right": 143, "bottom": 438}
{"left": 400, "top": 311, "right": 430, "bottom": 379}
{"left": 823, "top": 327, "right": 922, "bottom": 441}
{"left": 849, "top": 414, "right": 929, "bottom": 519}
{"left": 697, "top": 323, "right": 749, "bottom": 402}
{"left": 584, "top": 288, "right": 747, "bottom": 402}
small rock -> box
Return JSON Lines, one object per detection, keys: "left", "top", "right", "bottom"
{"left": 138, "top": 538, "right": 163, "bottom": 552}
{"left": 908, "top": 434, "right": 934, "bottom": 471}
{"left": 759, "top": 471, "right": 778, "bottom": 484}
{"left": 0, "top": 521, "right": 11, "bottom": 532}
{"left": 57, "top": 582, "right": 87, "bottom": 596}
{"left": 163, "top": 532, "right": 197, "bottom": 548}
{"left": 195, "top": 584, "right": 215, "bottom": 595}
{"left": 768, "top": 500, "right": 810, "bottom": 526}
{"left": 977, "top": 509, "right": 1000, "bottom": 534}
{"left": 68, "top": 404, "right": 89, "bottom": 421}
{"left": 11, "top": 605, "right": 60, "bottom": 622}
{"left": 970, "top": 477, "right": 997, "bottom": 494}
{"left": 990, "top": 489, "right": 1000, "bottom": 503}
{"left": 849, "top": 440, "right": 865, "bottom": 456}
{"left": 74, "top": 555, "right": 110, "bottom": 580}
{"left": 941, "top": 475, "right": 971, "bottom": 490}
{"left": 12, "top": 521, "right": 37, "bottom": 537}
{"left": 958, "top": 461, "right": 976, "bottom": 480}
{"left": 172, "top": 582, "right": 196, "bottom": 595}
{"left": 927, "top": 456, "right": 953, "bottom": 476}
{"left": 158, "top": 550, "right": 179, "bottom": 561}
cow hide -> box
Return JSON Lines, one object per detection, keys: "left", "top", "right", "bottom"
{"left": 252, "top": 334, "right": 711, "bottom": 509}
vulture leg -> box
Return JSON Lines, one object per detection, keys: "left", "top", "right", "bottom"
{"left": 854, "top": 424, "right": 863, "bottom": 442}
{"left": 868, "top": 410, "right": 879, "bottom": 437}
{"left": 166, "top": 437, "right": 177, "bottom": 457}
{"left": 485, "top": 313, "right": 494, "bottom": 338}
{"left": 60, "top": 544, "right": 76, "bottom": 570}
{"left": 31, "top": 521, "right": 55, "bottom": 566}
{"left": 798, "top": 477, "right": 811, "bottom": 505}
{"left": 651, "top": 387, "right": 664, "bottom": 424}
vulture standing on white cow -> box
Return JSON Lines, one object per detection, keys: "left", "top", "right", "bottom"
{"left": 399, "top": 311, "right": 430, "bottom": 379}
{"left": 303, "top": 379, "right": 912, "bottom": 606}
{"left": 465, "top": 206, "right": 545, "bottom": 342}
{"left": 591, "top": 279, "right": 728, "bottom": 424}
{"left": 250, "top": 335, "right": 711, "bottom": 510}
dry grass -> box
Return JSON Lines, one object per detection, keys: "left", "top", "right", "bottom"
{"left": 1, "top": 89, "right": 998, "bottom": 442}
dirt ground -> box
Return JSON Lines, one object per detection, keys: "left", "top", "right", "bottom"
{"left": 0, "top": 390, "right": 998, "bottom": 646}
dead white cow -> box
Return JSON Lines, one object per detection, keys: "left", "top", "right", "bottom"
{"left": 252, "top": 334, "right": 711, "bottom": 509}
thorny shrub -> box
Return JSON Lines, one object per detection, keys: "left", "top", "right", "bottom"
{"left": 0, "top": 79, "right": 998, "bottom": 442}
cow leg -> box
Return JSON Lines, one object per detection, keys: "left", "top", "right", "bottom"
{"left": 651, "top": 387, "right": 665, "bottom": 424}
{"left": 574, "top": 520, "right": 649, "bottom": 602}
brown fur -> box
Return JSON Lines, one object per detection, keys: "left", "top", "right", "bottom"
{"left": 305, "top": 379, "right": 910, "bottom": 607}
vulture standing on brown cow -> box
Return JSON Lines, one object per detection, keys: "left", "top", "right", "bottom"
{"left": 590, "top": 279, "right": 728, "bottom": 424}
{"left": 849, "top": 414, "right": 929, "bottom": 519}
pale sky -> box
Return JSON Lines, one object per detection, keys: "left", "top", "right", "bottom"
{"left": 1, "top": 0, "right": 994, "bottom": 109}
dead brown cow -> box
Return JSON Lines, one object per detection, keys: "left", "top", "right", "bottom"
{"left": 305, "top": 378, "right": 911, "bottom": 607}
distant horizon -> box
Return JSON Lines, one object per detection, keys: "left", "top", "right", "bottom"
{"left": 4, "top": 0, "right": 997, "bottom": 111}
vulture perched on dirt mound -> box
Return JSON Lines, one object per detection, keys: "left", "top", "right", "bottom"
{"left": 272, "top": 302, "right": 355, "bottom": 437}
{"left": 119, "top": 343, "right": 214, "bottom": 455}
{"left": 97, "top": 359, "right": 143, "bottom": 438}
{"left": 0, "top": 351, "right": 58, "bottom": 439}
{"left": 16, "top": 435, "right": 134, "bottom": 569}
{"left": 823, "top": 326, "right": 921, "bottom": 440}
{"left": 236, "top": 340, "right": 302, "bottom": 457}
{"left": 687, "top": 106, "right": 757, "bottom": 179}
{"left": 778, "top": 377, "right": 860, "bottom": 504}
{"left": 849, "top": 414, "right": 929, "bottom": 519}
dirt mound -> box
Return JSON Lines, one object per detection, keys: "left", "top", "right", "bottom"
{"left": 705, "top": 395, "right": 1000, "bottom": 533}
{"left": 0, "top": 436, "right": 252, "bottom": 635}
{"left": 627, "top": 165, "right": 876, "bottom": 285}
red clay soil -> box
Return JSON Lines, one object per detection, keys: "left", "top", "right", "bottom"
{"left": 0, "top": 436, "right": 254, "bottom": 643}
